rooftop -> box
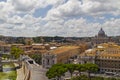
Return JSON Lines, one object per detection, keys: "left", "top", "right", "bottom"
{"left": 98, "top": 53, "right": 120, "bottom": 57}
{"left": 51, "top": 46, "right": 79, "bottom": 54}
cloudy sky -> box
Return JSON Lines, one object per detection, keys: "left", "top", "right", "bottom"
{"left": 0, "top": 0, "right": 120, "bottom": 37}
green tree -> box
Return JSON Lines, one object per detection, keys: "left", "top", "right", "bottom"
{"left": 65, "top": 64, "right": 76, "bottom": 77}
{"left": 106, "top": 77, "right": 117, "bottom": 80}
{"left": 71, "top": 76, "right": 81, "bottom": 80}
{"left": 46, "top": 63, "right": 100, "bottom": 80}
{"left": 75, "top": 64, "right": 86, "bottom": 76}
{"left": 92, "top": 76, "right": 104, "bottom": 80}
{"left": 2, "top": 54, "right": 11, "bottom": 59}
{"left": 29, "top": 54, "right": 42, "bottom": 64}
{"left": 46, "top": 64, "right": 67, "bottom": 80}
{"left": 84, "top": 63, "right": 99, "bottom": 80}
{"left": 10, "top": 46, "right": 24, "bottom": 59}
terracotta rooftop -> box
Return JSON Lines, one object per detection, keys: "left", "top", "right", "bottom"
{"left": 98, "top": 53, "right": 120, "bottom": 57}
{"left": 98, "top": 42, "right": 120, "bottom": 48}
{"left": 25, "top": 50, "right": 47, "bottom": 54}
{"left": 11, "top": 44, "right": 24, "bottom": 46}
{"left": 51, "top": 46, "right": 79, "bottom": 54}
{"left": 80, "top": 49, "right": 96, "bottom": 57}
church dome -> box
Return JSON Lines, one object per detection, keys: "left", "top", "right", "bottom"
{"left": 98, "top": 28, "right": 106, "bottom": 37}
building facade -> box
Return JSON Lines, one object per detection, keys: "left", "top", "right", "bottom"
{"left": 42, "top": 46, "right": 80, "bottom": 68}
{"left": 79, "top": 43, "right": 120, "bottom": 74}
{"left": 42, "top": 53, "right": 57, "bottom": 68}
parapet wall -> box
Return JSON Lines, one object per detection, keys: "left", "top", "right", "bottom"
{"left": 22, "top": 55, "right": 38, "bottom": 80}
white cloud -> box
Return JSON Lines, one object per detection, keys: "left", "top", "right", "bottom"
{"left": 46, "top": 0, "right": 120, "bottom": 20}
{"left": 0, "top": 1, "right": 14, "bottom": 22}
{"left": 10, "top": 0, "right": 65, "bottom": 14}
{"left": 11, "top": 0, "right": 37, "bottom": 12}
{"left": 45, "top": 0, "right": 83, "bottom": 20}
{"left": 103, "top": 19, "right": 120, "bottom": 36}
{"left": 0, "top": 0, "right": 120, "bottom": 37}
{"left": 40, "top": 17, "right": 120, "bottom": 37}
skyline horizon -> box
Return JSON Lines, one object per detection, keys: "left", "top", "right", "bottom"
{"left": 0, "top": 27, "right": 120, "bottom": 37}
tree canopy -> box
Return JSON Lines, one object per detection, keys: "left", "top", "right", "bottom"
{"left": 29, "top": 54, "right": 42, "bottom": 64}
{"left": 10, "top": 46, "right": 24, "bottom": 59}
{"left": 46, "top": 63, "right": 99, "bottom": 80}
{"left": 46, "top": 64, "right": 67, "bottom": 79}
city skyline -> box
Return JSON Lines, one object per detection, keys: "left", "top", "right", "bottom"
{"left": 0, "top": 0, "right": 120, "bottom": 37}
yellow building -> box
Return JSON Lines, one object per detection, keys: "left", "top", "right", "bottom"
{"left": 79, "top": 43, "right": 120, "bottom": 73}
{"left": 42, "top": 46, "right": 80, "bottom": 68}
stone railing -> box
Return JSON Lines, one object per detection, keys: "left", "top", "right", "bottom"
{"left": 23, "top": 63, "right": 31, "bottom": 80}
{"left": 22, "top": 55, "right": 39, "bottom": 80}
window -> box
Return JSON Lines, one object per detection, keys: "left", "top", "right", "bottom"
{"left": 47, "top": 59, "right": 49, "bottom": 65}
{"left": 53, "top": 60, "right": 54, "bottom": 64}
{"left": 28, "top": 60, "right": 33, "bottom": 64}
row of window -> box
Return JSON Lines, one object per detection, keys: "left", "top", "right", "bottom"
{"left": 101, "top": 69, "right": 120, "bottom": 73}
{"left": 97, "top": 56, "right": 120, "bottom": 59}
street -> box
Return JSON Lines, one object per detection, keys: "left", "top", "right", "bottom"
{"left": 30, "top": 65, "right": 48, "bottom": 80}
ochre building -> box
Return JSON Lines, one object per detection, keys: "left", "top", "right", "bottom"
{"left": 42, "top": 46, "right": 80, "bottom": 68}
{"left": 79, "top": 43, "right": 120, "bottom": 73}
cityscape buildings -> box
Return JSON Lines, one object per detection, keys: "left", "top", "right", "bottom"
{"left": 92, "top": 28, "right": 112, "bottom": 45}
{"left": 79, "top": 28, "right": 120, "bottom": 75}
{"left": 0, "top": 0, "right": 120, "bottom": 80}
{"left": 42, "top": 46, "right": 80, "bottom": 68}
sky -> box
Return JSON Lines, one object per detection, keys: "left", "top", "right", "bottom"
{"left": 0, "top": 0, "right": 120, "bottom": 37}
